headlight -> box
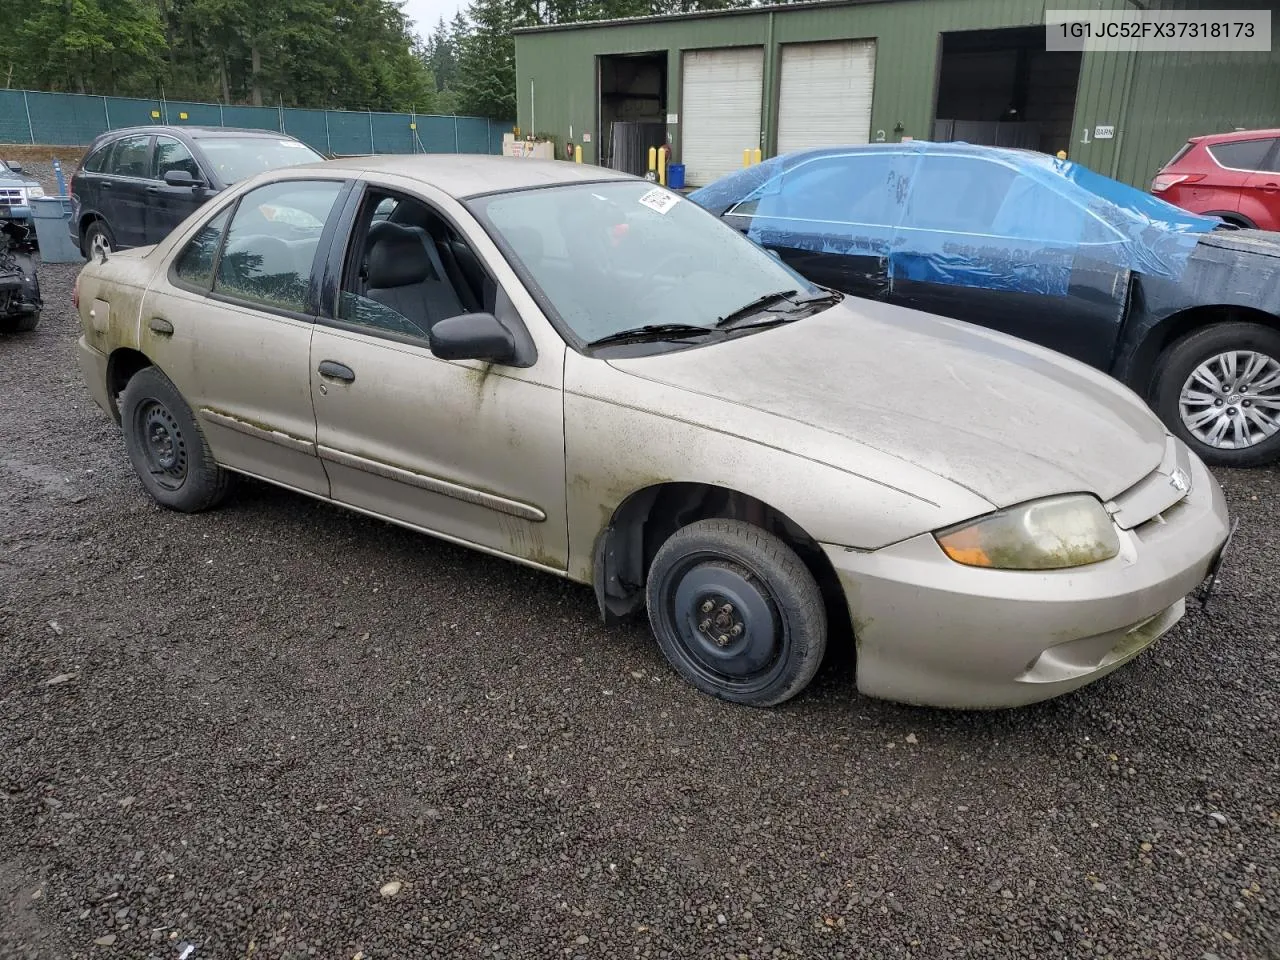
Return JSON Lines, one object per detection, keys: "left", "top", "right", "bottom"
{"left": 26, "top": 186, "right": 45, "bottom": 199}
{"left": 934, "top": 494, "right": 1120, "bottom": 570}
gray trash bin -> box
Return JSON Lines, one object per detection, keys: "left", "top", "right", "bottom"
{"left": 29, "top": 197, "right": 82, "bottom": 263}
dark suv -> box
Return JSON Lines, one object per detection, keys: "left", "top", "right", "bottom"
{"left": 70, "top": 126, "right": 325, "bottom": 259}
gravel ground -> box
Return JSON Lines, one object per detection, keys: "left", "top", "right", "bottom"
{"left": 1, "top": 260, "right": 1278, "bottom": 960}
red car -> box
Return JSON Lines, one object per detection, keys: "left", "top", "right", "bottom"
{"left": 1152, "top": 129, "right": 1280, "bottom": 231}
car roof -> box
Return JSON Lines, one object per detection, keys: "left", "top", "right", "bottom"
{"left": 1191, "top": 128, "right": 1280, "bottom": 144}
{"left": 90, "top": 125, "right": 305, "bottom": 142}
{"left": 281, "top": 154, "right": 634, "bottom": 199}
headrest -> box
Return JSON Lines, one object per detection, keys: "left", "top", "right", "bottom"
{"left": 365, "top": 221, "right": 436, "bottom": 289}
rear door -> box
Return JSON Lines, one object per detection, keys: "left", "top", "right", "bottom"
{"left": 1238, "top": 139, "right": 1280, "bottom": 230}
{"left": 99, "top": 133, "right": 155, "bottom": 248}
{"left": 148, "top": 135, "right": 210, "bottom": 242}
{"left": 1205, "top": 138, "right": 1273, "bottom": 221}
{"left": 137, "top": 177, "right": 351, "bottom": 494}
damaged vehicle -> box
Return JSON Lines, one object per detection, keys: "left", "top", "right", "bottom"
{"left": 690, "top": 142, "right": 1280, "bottom": 468}
{"left": 0, "top": 216, "right": 42, "bottom": 334}
{"left": 0, "top": 157, "right": 45, "bottom": 234}
{"left": 74, "top": 157, "right": 1231, "bottom": 710}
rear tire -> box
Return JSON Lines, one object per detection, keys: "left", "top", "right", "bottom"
{"left": 645, "top": 518, "right": 827, "bottom": 707}
{"left": 83, "top": 220, "right": 115, "bottom": 261}
{"left": 120, "top": 366, "right": 232, "bottom": 511}
{"left": 1153, "top": 321, "right": 1280, "bottom": 468}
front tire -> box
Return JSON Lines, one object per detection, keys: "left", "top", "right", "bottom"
{"left": 119, "top": 366, "right": 231, "bottom": 512}
{"left": 1153, "top": 322, "right": 1280, "bottom": 468}
{"left": 645, "top": 519, "right": 828, "bottom": 707}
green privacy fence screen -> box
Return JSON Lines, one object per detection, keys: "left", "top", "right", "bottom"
{"left": 0, "top": 89, "right": 512, "bottom": 156}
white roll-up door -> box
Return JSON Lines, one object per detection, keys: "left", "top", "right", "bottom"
{"left": 776, "top": 40, "right": 876, "bottom": 155}
{"left": 681, "top": 47, "right": 764, "bottom": 187}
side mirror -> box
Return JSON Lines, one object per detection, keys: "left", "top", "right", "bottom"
{"left": 163, "top": 169, "right": 200, "bottom": 188}
{"left": 428, "top": 312, "right": 517, "bottom": 364}
{"left": 6, "top": 162, "right": 22, "bottom": 174}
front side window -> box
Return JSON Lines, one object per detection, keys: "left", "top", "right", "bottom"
{"left": 469, "top": 180, "right": 822, "bottom": 346}
{"left": 211, "top": 180, "right": 343, "bottom": 312}
{"left": 174, "top": 207, "right": 232, "bottom": 287}
{"left": 154, "top": 137, "right": 201, "bottom": 180}
{"left": 196, "top": 137, "right": 324, "bottom": 185}
{"left": 1208, "top": 138, "right": 1275, "bottom": 171}
{"left": 107, "top": 135, "right": 152, "bottom": 179}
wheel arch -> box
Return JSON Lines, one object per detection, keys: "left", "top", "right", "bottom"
{"left": 105, "top": 347, "right": 154, "bottom": 423}
{"left": 1125, "top": 304, "right": 1280, "bottom": 401}
{"left": 591, "top": 481, "right": 853, "bottom": 647}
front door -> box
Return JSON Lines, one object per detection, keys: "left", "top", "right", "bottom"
{"left": 148, "top": 135, "right": 210, "bottom": 241}
{"left": 137, "top": 177, "right": 351, "bottom": 495}
{"left": 309, "top": 180, "right": 569, "bottom": 568}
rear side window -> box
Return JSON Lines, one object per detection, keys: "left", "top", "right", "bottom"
{"left": 107, "top": 135, "right": 152, "bottom": 178}
{"left": 213, "top": 180, "right": 343, "bottom": 312}
{"left": 1163, "top": 142, "right": 1194, "bottom": 168}
{"left": 82, "top": 143, "right": 112, "bottom": 174}
{"left": 1208, "top": 139, "right": 1276, "bottom": 171}
{"left": 174, "top": 207, "right": 231, "bottom": 287}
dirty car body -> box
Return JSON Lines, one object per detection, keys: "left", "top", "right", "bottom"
{"left": 73, "top": 156, "right": 1232, "bottom": 710}
{"left": 690, "top": 143, "right": 1280, "bottom": 469}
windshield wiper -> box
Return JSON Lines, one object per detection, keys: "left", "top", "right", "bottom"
{"left": 587, "top": 323, "right": 718, "bottom": 348}
{"left": 713, "top": 290, "right": 799, "bottom": 328}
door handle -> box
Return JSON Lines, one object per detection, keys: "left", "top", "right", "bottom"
{"left": 148, "top": 317, "right": 174, "bottom": 336}
{"left": 147, "top": 185, "right": 160, "bottom": 194}
{"left": 1260, "top": 182, "right": 1279, "bottom": 193}
{"left": 317, "top": 360, "right": 355, "bottom": 383}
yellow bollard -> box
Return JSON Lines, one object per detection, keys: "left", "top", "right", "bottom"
{"left": 658, "top": 148, "right": 667, "bottom": 186}
{"left": 648, "top": 146, "right": 657, "bottom": 178}
{"left": 574, "top": 144, "right": 583, "bottom": 164}
{"left": 1056, "top": 149, "right": 1068, "bottom": 160}
{"left": 752, "top": 147, "right": 762, "bottom": 165}
{"left": 743, "top": 148, "right": 751, "bottom": 168}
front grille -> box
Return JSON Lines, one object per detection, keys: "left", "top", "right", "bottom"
{"left": 0, "top": 188, "right": 23, "bottom": 204}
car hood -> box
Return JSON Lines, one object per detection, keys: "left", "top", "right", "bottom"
{"left": 607, "top": 298, "right": 1167, "bottom": 507}
{"left": 0, "top": 172, "right": 40, "bottom": 189}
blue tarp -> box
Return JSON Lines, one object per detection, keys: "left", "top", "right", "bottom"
{"left": 689, "top": 141, "right": 1220, "bottom": 296}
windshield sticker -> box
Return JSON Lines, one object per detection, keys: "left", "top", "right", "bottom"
{"left": 638, "top": 188, "right": 680, "bottom": 215}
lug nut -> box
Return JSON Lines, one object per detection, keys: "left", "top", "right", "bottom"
{"left": 717, "top": 634, "right": 729, "bottom": 646}
{"left": 699, "top": 619, "right": 711, "bottom": 632}
{"left": 731, "top": 624, "right": 743, "bottom": 636}
{"left": 701, "top": 600, "right": 714, "bottom": 613}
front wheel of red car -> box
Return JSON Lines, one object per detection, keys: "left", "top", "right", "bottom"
{"left": 645, "top": 519, "right": 828, "bottom": 707}
{"left": 1153, "top": 322, "right": 1280, "bottom": 468}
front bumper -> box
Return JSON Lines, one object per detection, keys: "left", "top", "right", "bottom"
{"left": 825, "top": 445, "right": 1230, "bottom": 709}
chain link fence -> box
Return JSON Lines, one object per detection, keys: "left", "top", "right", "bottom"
{"left": 0, "top": 89, "right": 511, "bottom": 156}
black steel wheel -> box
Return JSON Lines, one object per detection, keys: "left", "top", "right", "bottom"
{"left": 646, "top": 518, "right": 827, "bottom": 707}
{"left": 120, "top": 366, "right": 231, "bottom": 512}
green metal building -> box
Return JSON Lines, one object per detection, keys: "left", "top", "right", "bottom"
{"left": 514, "top": 0, "right": 1280, "bottom": 188}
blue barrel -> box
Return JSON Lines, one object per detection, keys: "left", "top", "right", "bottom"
{"left": 667, "top": 163, "right": 686, "bottom": 190}
{"left": 30, "top": 197, "right": 82, "bottom": 262}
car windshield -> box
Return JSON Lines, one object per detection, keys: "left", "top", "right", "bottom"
{"left": 468, "top": 180, "right": 823, "bottom": 345}
{"left": 196, "top": 137, "right": 324, "bottom": 184}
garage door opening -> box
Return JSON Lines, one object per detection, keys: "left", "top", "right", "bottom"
{"left": 598, "top": 52, "right": 668, "bottom": 176}
{"left": 932, "top": 26, "right": 1081, "bottom": 156}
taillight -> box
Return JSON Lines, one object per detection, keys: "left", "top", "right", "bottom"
{"left": 1152, "top": 173, "right": 1204, "bottom": 193}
